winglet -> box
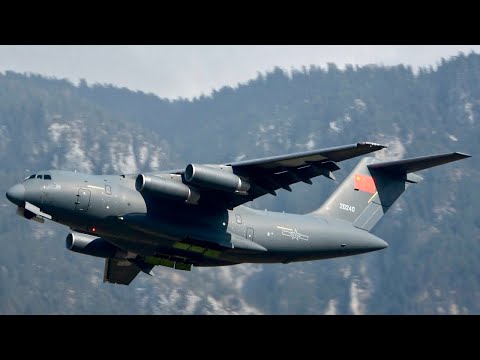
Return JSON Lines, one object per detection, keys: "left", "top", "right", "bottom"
{"left": 454, "top": 152, "right": 472, "bottom": 159}
{"left": 357, "top": 142, "right": 388, "bottom": 150}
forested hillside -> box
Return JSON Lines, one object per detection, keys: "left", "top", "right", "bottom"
{"left": 1, "top": 53, "right": 478, "bottom": 314}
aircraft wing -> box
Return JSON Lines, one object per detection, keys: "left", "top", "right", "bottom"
{"left": 225, "top": 142, "right": 385, "bottom": 207}
{"left": 170, "top": 142, "right": 385, "bottom": 208}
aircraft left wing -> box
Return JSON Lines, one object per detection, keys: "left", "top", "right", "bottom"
{"left": 166, "top": 142, "right": 386, "bottom": 208}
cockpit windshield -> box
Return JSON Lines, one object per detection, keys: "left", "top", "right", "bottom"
{"left": 23, "top": 173, "right": 53, "bottom": 182}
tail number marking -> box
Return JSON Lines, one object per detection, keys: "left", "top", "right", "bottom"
{"left": 340, "top": 203, "right": 355, "bottom": 212}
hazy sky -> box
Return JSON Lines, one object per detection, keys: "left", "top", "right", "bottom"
{"left": 1, "top": 45, "right": 479, "bottom": 99}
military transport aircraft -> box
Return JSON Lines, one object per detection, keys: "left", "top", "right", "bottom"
{"left": 5, "top": 142, "right": 470, "bottom": 285}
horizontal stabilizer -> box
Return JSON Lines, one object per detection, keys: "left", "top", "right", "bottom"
{"left": 368, "top": 152, "right": 471, "bottom": 175}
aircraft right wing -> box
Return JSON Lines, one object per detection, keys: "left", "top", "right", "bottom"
{"left": 224, "top": 142, "right": 386, "bottom": 207}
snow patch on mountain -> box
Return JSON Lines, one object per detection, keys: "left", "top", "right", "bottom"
{"left": 373, "top": 136, "right": 406, "bottom": 161}
{"left": 138, "top": 143, "right": 149, "bottom": 166}
{"left": 305, "top": 138, "right": 315, "bottom": 150}
{"left": 329, "top": 121, "right": 341, "bottom": 132}
{"left": 48, "top": 120, "right": 94, "bottom": 173}
{"left": 149, "top": 148, "right": 164, "bottom": 170}
{"left": 65, "top": 138, "right": 94, "bottom": 173}
{"left": 349, "top": 262, "right": 374, "bottom": 315}
{"left": 110, "top": 141, "right": 137, "bottom": 174}
{"left": 354, "top": 99, "right": 367, "bottom": 112}
{"left": 324, "top": 299, "right": 338, "bottom": 315}
{"left": 200, "top": 264, "right": 263, "bottom": 291}
{"left": 433, "top": 190, "right": 457, "bottom": 222}
{"left": 340, "top": 265, "right": 351, "bottom": 279}
{"left": 48, "top": 123, "right": 69, "bottom": 143}
{"left": 254, "top": 120, "right": 293, "bottom": 154}
{"left": 449, "top": 303, "right": 460, "bottom": 315}
{"left": 464, "top": 102, "right": 475, "bottom": 124}
{"left": 296, "top": 134, "right": 316, "bottom": 150}
{"left": 47, "top": 118, "right": 170, "bottom": 175}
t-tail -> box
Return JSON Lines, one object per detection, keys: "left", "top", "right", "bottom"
{"left": 311, "top": 152, "right": 471, "bottom": 231}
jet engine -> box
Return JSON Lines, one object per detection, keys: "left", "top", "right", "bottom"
{"left": 184, "top": 164, "right": 250, "bottom": 193}
{"left": 135, "top": 174, "right": 200, "bottom": 205}
{"left": 66, "top": 232, "right": 118, "bottom": 259}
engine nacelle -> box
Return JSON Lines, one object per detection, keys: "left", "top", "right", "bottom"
{"left": 184, "top": 164, "right": 250, "bottom": 193}
{"left": 135, "top": 174, "right": 200, "bottom": 205}
{"left": 66, "top": 232, "right": 118, "bottom": 259}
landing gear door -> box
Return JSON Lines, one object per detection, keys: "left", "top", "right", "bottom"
{"left": 75, "top": 188, "right": 91, "bottom": 212}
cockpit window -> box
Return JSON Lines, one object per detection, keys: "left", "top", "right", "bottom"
{"left": 36, "top": 175, "right": 43, "bottom": 179}
{"left": 28, "top": 174, "right": 36, "bottom": 179}
{"left": 44, "top": 175, "right": 52, "bottom": 180}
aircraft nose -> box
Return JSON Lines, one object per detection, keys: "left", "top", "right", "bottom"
{"left": 6, "top": 184, "right": 25, "bottom": 206}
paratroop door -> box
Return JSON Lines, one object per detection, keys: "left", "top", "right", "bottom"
{"left": 75, "top": 188, "right": 91, "bottom": 212}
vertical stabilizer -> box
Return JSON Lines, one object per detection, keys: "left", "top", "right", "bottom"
{"left": 311, "top": 152, "right": 471, "bottom": 231}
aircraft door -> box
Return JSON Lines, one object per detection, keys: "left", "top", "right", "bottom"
{"left": 75, "top": 188, "right": 91, "bottom": 212}
{"left": 246, "top": 227, "right": 254, "bottom": 241}
{"left": 40, "top": 177, "right": 49, "bottom": 205}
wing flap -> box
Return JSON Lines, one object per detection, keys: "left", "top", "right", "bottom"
{"left": 103, "top": 259, "right": 142, "bottom": 286}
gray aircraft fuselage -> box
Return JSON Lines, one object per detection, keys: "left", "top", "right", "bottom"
{"left": 6, "top": 170, "right": 387, "bottom": 267}
{"left": 6, "top": 143, "right": 470, "bottom": 285}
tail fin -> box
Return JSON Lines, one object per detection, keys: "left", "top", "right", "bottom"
{"left": 311, "top": 152, "right": 471, "bottom": 231}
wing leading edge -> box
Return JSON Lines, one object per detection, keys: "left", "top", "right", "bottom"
{"left": 228, "top": 142, "right": 386, "bottom": 169}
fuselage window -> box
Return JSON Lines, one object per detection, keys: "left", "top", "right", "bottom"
{"left": 236, "top": 214, "right": 242, "bottom": 224}
{"left": 44, "top": 175, "right": 52, "bottom": 180}
{"left": 105, "top": 185, "right": 111, "bottom": 195}
{"left": 36, "top": 174, "right": 43, "bottom": 179}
